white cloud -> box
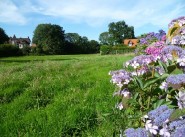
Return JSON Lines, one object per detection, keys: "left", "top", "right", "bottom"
{"left": 0, "top": 0, "right": 27, "bottom": 25}
{"left": 0, "top": 0, "right": 184, "bottom": 28}
{"left": 31, "top": 0, "right": 185, "bottom": 28}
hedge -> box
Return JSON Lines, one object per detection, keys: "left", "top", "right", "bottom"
{"left": 0, "top": 44, "right": 21, "bottom": 57}
{"left": 100, "top": 45, "right": 136, "bottom": 55}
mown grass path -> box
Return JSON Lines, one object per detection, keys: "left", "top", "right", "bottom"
{"left": 0, "top": 54, "right": 133, "bottom": 137}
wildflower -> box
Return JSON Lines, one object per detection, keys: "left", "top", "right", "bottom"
{"left": 176, "top": 91, "right": 185, "bottom": 109}
{"left": 177, "top": 57, "right": 185, "bottom": 66}
{"left": 160, "top": 81, "right": 168, "bottom": 91}
{"left": 131, "top": 61, "right": 139, "bottom": 69}
{"left": 145, "top": 120, "right": 158, "bottom": 135}
{"left": 116, "top": 102, "right": 123, "bottom": 110}
{"left": 113, "top": 88, "right": 130, "bottom": 97}
{"left": 141, "top": 115, "right": 149, "bottom": 122}
{"left": 159, "top": 125, "right": 170, "bottom": 137}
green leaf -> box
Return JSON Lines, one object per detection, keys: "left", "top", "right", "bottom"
{"left": 169, "top": 108, "right": 185, "bottom": 122}
{"left": 167, "top": 64, "right": 176, "bottom": 74}
{"left": 133, "top": 92, "right": 139, "bottom": 100}
{"left": 158, "top": 60, "right": 168, "bottom": 72}
{"left": 153, "top": 99, "right": 165, "bottom": 109}
{"left": 143, "top": 77, "right": 159, "bottom": 89}
{"left": 170, "top": 27, "right": 178, "bottom": 36}
{"left": 134, "top": 77, "right": 144, "bottom": 90}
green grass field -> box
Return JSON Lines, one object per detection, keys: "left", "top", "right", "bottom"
{"left": 0, "top": 54, "right": 133, "bottom": 137}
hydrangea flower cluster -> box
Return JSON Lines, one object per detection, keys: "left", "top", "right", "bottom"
{"left": 125, "top": 128, "right": 148, "bottom": 137}
{"left": 145, "top": 41, "right": 166, "bottom": 57}
{"left": 125, "top": 55, "right": 156, "bottom": 69}
{"left": 176, "top": 91, "right": 185, "bottom": 109}
{"left": 109, "top": 70, "right": 132, "bottom": 88}
{"left": 124, "top": 105, "right": 185, "bottom": 137}
{"left": 139, "top": 30, "right": 166, "bottom": 45}
{"left": 165, "top": 74, "right": 185, "bottom": 89}
{"left": 168, "top": 16, "right": 185, "bottom": 28}
{"left": 167, "top": 16, "right": 185, "bottom": 45}
{"left": 110, "top": 16, "right": 185, "bottom": 137}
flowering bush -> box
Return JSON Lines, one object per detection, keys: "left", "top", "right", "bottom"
{"left": 135, "top": 30, "right": 166, "bottom": 55}
{"left": 167, "top": 16, "right": 185, "bottom": 45}
{"left": 109, "top": 16, "right": 185, "bottom": 137}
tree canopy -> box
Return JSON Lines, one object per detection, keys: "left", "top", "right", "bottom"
{"left": 32, "top": 24, "right": 65, "bottom": 54}
{"left": 99, "top": 20, "right": 135, "bottom": 45}
{"left": 0, "top": 27, "right": 9, "bottom": 44}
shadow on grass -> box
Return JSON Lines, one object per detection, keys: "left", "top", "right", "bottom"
{"left": 0, "top": 58, "right": 79, "bottom": 63}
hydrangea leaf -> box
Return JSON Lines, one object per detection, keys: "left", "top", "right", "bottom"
{"left": 169, "top": 108, "right": 185, "bottom": 122}
{"left": 167, "top": 64, "right": 176, "bottom": 74}
{"left": 143, "top": 77, "right": 159, "bottom": 89}
{"left": 134, "top": 77, "right": 144, "bottom": 90}
{"left": 158, "top": 60, "right": 168, "bottom": 72}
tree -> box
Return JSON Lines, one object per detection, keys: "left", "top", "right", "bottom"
{"left": 99, "top": 32, "right": 113, "bottom": 45}
{"left": 99, "top": 21, "right": 135, "bottom": 45}
{"left": 0, "top": 27, "right": 9, "bottom": 44}
{"left": 32, "top": 24, "right": 65, "bottom": 55}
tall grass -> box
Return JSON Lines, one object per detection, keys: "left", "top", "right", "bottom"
{"left": 0, "top": 54, "right": 133, "bottom": 137}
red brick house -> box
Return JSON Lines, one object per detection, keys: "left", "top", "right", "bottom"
{"left": 9, "top": 35, "right": 31, "bottom": 49}
{"left": 123, "top": 39, "right": 138, "bottom": 47}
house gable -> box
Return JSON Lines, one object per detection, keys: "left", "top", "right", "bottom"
{"left": 123, "top": 39, "right": 138, "bottom": 47}
{"left": 9, "top": 35, "right": 31, "bottom": 48}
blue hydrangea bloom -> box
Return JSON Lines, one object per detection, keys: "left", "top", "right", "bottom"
{"left": 125, "top": 128, "right": 148, "bottom": 137}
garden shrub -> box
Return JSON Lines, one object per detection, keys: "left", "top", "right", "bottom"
{"left": 0, "top": 44, "right": 21, "bottom": 57}
{"left": 100, "top": 45, "right": 135, "bottom": 55}
{"left": 109, "top": 16, "right": 185, "bottom": 137}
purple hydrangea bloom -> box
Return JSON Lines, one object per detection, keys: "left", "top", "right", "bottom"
{"left": 171, "top": 126, "right": 185, "bottom": 137}
{"left": 160, "top": 45, "right": 185, "bottom": 62}
{"left": 148, "top": 105, "right": 173, "bottom": 126}
{"left": 169, "top": 119, "right": 185, "bottom": 131}
{"left": 109, "top": 69, "right": 132, "bottom": 88}
{"left": 125, "top": 128, "right": 148, "bottom": 137}
{"left": 155, "top": 66, "right": 165, "bottom": 75}
{"left": 148, "top": 105, "right": 168, "bottom": 119}
{"left": 153, "top": 109, "right": 173, "bottom": 126}
{"left": 126, "top": 55, "right": 156, "bottom": 68}
{"left": 166, "top": 74, "right": 185, "bottom": 89}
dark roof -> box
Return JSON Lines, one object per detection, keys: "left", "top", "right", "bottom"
{"left": 9, "top": 35, "right": 31, "bottom": 44}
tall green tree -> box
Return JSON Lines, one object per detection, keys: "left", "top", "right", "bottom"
{"left": 0, "top": 27, "right": 9, "bottom": 44}
{"left": 108, "top": 21, "right": 135, "bottom": 45}
{"left": 32, "top": 24, "right": 65, "bottom": 55}
{"left": 99, "top": 21, "right": 135, "bottom": 45}
{"left": 99, "top": 31, "right": 113, "bottom": 45}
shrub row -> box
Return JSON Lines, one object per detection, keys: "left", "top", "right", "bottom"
{"left": 0, "top": 44, "right": 21, "bottom": 57}
{"left": 100, "top": 45, "right": 136, "bottom": 55}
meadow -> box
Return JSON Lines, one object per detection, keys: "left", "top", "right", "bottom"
{"left": 0, "top": 54, "right": 133, "bottom": 137}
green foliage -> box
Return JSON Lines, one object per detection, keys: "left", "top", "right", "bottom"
{"left": 169, "top": 108, "right": 185, "bottom": 122}
{"left": 99, "top": 21, "right": 135, "bottom": 45}
{"left": 100, "top": 45, "right": 135, "bottom": 55}
{"left": 32, "top": 23, "right": 65, "bottom": 55}
{"left": 64, "top": 33, "right": 100, "bottom": 54}
{"left": 0, "top": 44, "right": 21, "bottom": 57}
{"left": 0, "top": 27, "right": 9, "bottom": 44}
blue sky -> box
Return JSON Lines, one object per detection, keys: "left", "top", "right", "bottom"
{"left": 0, "top": 0, "right": 185, "bottom": 42}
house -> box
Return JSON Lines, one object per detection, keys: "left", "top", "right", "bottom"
{"left": 123, "top": 39, "right": 138, "bottom": 47}
{"left": 9, "top": 35, "right": 31, "bottom": 49}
